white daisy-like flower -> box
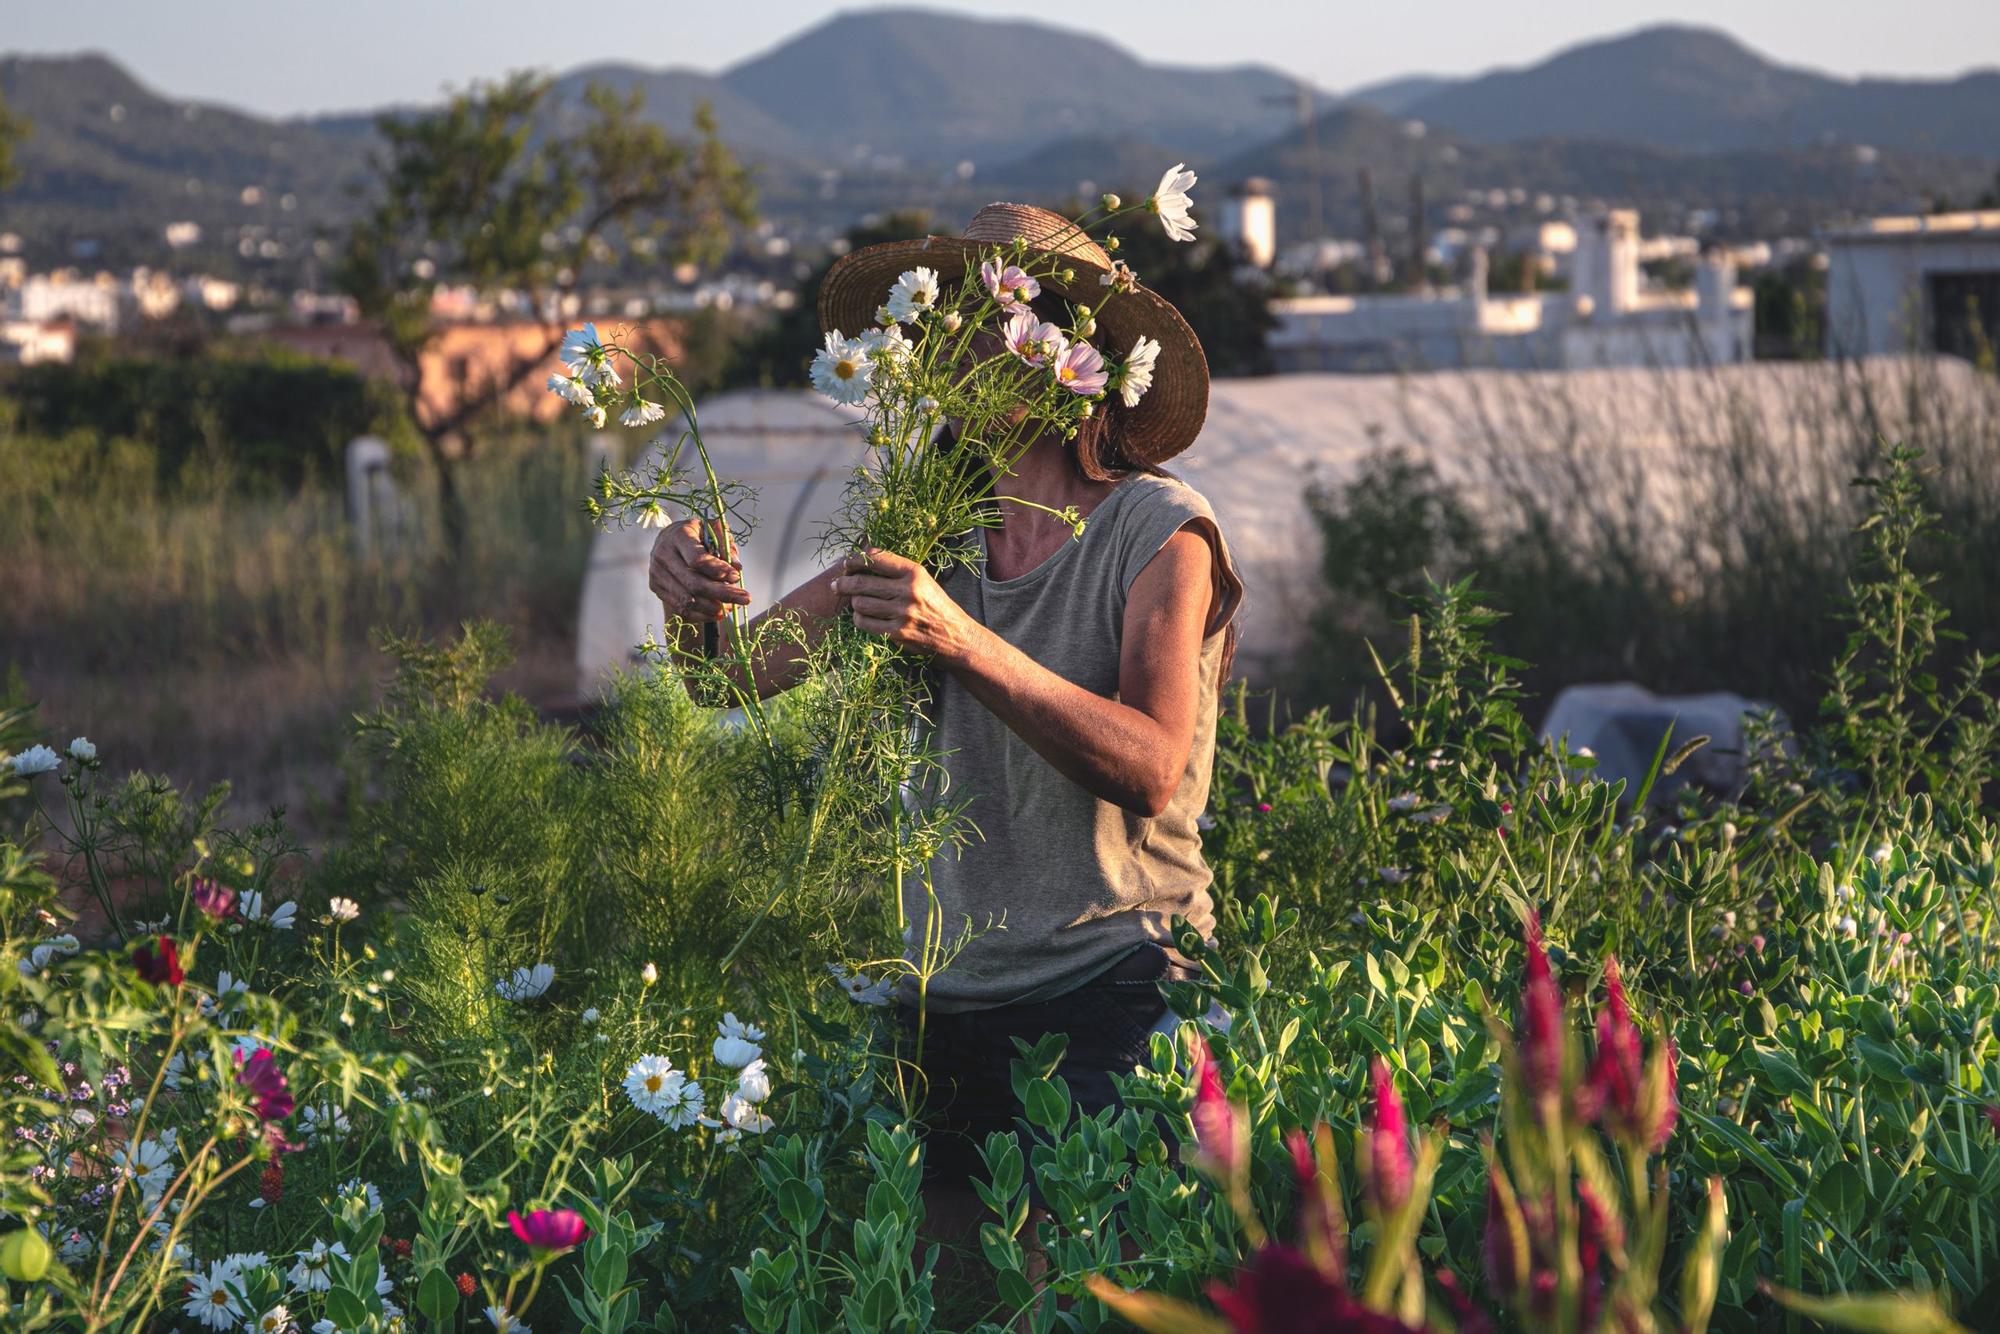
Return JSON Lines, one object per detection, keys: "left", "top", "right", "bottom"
{"left": 559, "top": 324, "right": 606, "bottom": 378}
{"left": 884, "top": 266, "right": 940, "bottom": 322}
{"left": 623, "top": 1055, "right": 681, "bottom": 1117}
{"left": 720, "top": 1092, "right": 774, "bottom": 1135}
{"left": 718, "top": 1012, "right": 766, "bottom": 1044}
{"left": 620, "top": 398, "right": 666, "bottom": 428}
{"left": 298, "top": 1103, "right": 350, "bottom": 1143}
{"left": 486, "top": 1303, "right": 531, "bottom": 1333}
{"left": 161, "top": 1050, "right": 187, "bottom": 1091}
{"left": 337, "top": 1178, "right": 382, "bottom": 1213}
{"left": 1148, "top": 163, "right": 1198, "bottom": 242}
{"left": 8, "top": 745, "right": 60, "bottom": 776}
{"left": 116, "top": 1130, "right": 177, "bottom": 1199}
{"left": 546, "top": 373, "right": 593, "bottom": 407}
{"left": 582, "top": 403, "right": 608, "bottom": 429}
{"left": 18, "top": 933, "right": 81, "bottom": 977}
{"left": 286, "top": 1239, "right": 350, "bottom": 1293}
{"left": 859, "top": 324, "right": 914, "bottom": 364}
{"left": 183, "top": 1260, "right": 246, "bottom": 1329}
{"left": 828, "top": 964, "right": 894, "bottom": 1006}
{"left": 327, "top": 897, "right": 360, "bottom": 924}
{"left": 712, "top": 1034, "right": 761, "bottom": 1069}
{"left": 220, "top": 1252, "right": 270, "bottom": 1278}
{"left": 310, "top": 1322, "right": 336, "bottom": 1334}
{"left": 581, "top": 1007, "right": 601, "bottom": 1023}
{"left": 658, "top": 1074, "right": 707, "bottom": 1130}
{"left": 255, "top": 1304, "right": 292, "bottom": 1333}
{"left": 240, "top": 892, "right": 297, "bottom": 930}
{"left": 808, "top": 330, "right": 873, "bottom": 406}
{"left": 199, "top": 970, "right": 249, "bottom": 1018}
{"left": 1119, "top": 334, "right": 1161, "bottom": 408}
{"left": 633, "top": 503, "right": 669, "bottom": 529}
{"left": 734, "top": 1057, "right": 772, "bottom": 1105}
{"left": 640, "top": 961, "right": 658, "bottom": 985}
{"left": 495, "top": 963, "right": 554, "bottom": 1002}
{"left": 68, "top": 736, "right": 97, "bottom": 763}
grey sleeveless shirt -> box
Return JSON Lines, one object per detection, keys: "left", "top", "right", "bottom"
{"left": 903, "top": 472, "right": 1244, "bottom": 1012}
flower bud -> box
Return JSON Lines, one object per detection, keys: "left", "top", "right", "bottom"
{"left": 1105, "top": 236, "right": 1121, "bottom": 253}
{"left": 1060, "top": 267, "right": 1076, "bottom": 283}
{"left": 0, "top": 1228, "right": 51, "bottom": 1282}
{"left": 1077, "top": 317, "right": 1097, "bottom": 337}
{"left": 1363, "top": 1057, "right": 1411, "bottom": 1215}
{"left": 641, "top": 961, "right": 658, "bottom": 986}
{"left": 1101, "top": 192, "right": 1121, "bottom": 209}
{"left": 942, "top": 311, "right": 963, "bottom": 333}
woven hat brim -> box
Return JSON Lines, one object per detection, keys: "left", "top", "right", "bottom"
{"left": 817, "top": 235, "right": 1210, "bottom": 466}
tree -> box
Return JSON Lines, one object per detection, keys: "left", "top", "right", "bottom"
{"left": 338, "top": 74, "right": 755, "bottom": 546}
{"left": 0, "top": 87, "right": 28, "bottom": 192}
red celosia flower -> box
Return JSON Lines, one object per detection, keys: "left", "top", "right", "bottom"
{"left": 1577, "top": 1182, "right": 1624, "bottom": 1329}
{"left": 456, "top": 1272, "right": 478, "bottom": 1298}
{"left": 1985, "top": 1105, "right": 2000, "bottom": 1135}
{"left": 1481, "top": 1164, "right": 1530, "bottom": 1304}
{"left": 191, "top": 878, "right": 236, "bottom": 921}
{"left": 1287, "top": 1127, "right": 1345, "bottom": 1277}
{"left": 1208, "top": 1244, "right": 1423, "bottom": 1333}
{"left": 235, "top": 1047, "right": 294, "bottom": 1123}
{"left": 1188, "top": 1036, "right": 1239, "bottom": 1179}
{"left": 393, "top": 1237, "right": 412, "bottom": 1258}
{"left": 1518, "top": 914, "right": 1564, "bottom": 1103}
{"left": 1584, "top": 956, "right": 1643, "bottom": 1133}
{"left": 132, "top": 936, "right": 183, "bottom": 986}
{"left": 258, "top": 1160, "right": 284, "bottom": 1206}
{"left": 508, "top": 1208, "right": 587, "bottom": 1256}
{"left": 1365, "top": 1058, "right": 1411, "bottom": 1214}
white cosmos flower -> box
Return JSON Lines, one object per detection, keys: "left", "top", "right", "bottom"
{"left": 634, "top": 503, "right": 669, "bottom": 529}
{"left": 718, "top": 1012, "right": 766, "bottom": 1043}
{"left": 809, "top": 330, "right": 873, "bottom": 406}
{"left": 559, "top": 324, "right": 605, "bottom": 376}
{"left": 495, "top": 963, "right": 554, "bottom": 1001}
{"left": 734, "top": 1057, "right": 772, "bottom": 1105}
{"left": 884, "top": 266, "right": 940, "bottom": 322}
{"left": 8, "top": 745, "right": 60, "bottom": 776}
{"left": 299, "top": 1103, "right": 350, "bottom": 1143}
{"left": 287, "top": 1239, "right": 350, "bottom": 1293}
{"left": 657, "top": 1074, "right": 707, "bottom": 1129}
{"left": 546, "top": 373, "right": 593, "bottom": 407}
{"left": 239, "top": 892, "right": 297, "bottom": 930}
{"left": 623, "top": 1055, "right": 680, "bottom": 1117}
{"left": 256, "top": 1305, "right": 292, "bottom": 1334}
{"left": 828, "top": 964, "right": 894, "bottom": 1006}
{"left": 720, "top": 1091, "right": 774, "bottom": 1135}
{"left": 1149, "top": 163, "right": 1198, "bottom": 242}
{"left": 712, "top": 1034, "right": 761, "bottom": 1068}
{"left": 1119, "top": 334, "right": 1162, "bottom": 408}
{"left": 327, "top": 897, "right": 360, "bottom": 923}
{"left": 68, "top": 736, "right": 97, "bottom": 762}
{"left": 620, "top": 397, "right": 666, "bottom": 428}
{"left": 859, "top": 324, "right": 914, "bottom": 365}
{"left": 116, "top": 1130, "right": 177, "bottom": 1199}
{"left": 220, "top": 1252, "right": 270, "bottom": 1278}
{"left": 199, "top": 970, "right": 248, "bottom": 1017}
{"left": 337, "top": 1178, "right": 382, "bottom": 1213}
{"left": 581, "top": 1007, "right": 601, "bottom": 1023}
{"left": 582, "top": 403, "right": 608, "bottom": 429}
{"left": 183, "top": 1261, "right": 246, "bottom": 1329}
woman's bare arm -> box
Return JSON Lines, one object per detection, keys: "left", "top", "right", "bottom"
{"left": 834, "top": 527, "right": 1217, "bottom": 816}
{"left": 648, "top": 520, "right": 846, "bottom": 701}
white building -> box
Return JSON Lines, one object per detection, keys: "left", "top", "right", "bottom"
{"left": 1823, "top": 210, "right": 2000, "bottom": 359}
{"left": 0, "top": 319, "right": 76, "bottom": 365}
{"left": 1270, "top": 209, "right": 1753, "bottom": 373}
{"left": 15, "top": 273, "right": 123, "bottom": 331}
{"left": 1218, "top": 178, "right": 1278, "bottom": 269}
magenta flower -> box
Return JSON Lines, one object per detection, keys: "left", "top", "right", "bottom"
{"left": 1984, "top": 1105, "right": 2000, "bottom": 1135}
{"left": 1583, "top": 955, "right": 1641, "bottom": 1131}
{"left": 235, "top": 1047, "right": 294, "bottom": 1123}
{"left": 1518, "top": 914, "right": 1564, "bottom": 1104}
{"left": 979, "top": 259, "right": 1040, "bottom": 310}
{"left": 1001, "top": 310, "right": 1068, "bottom": 368}
{"left": 1286, "top": 1127, "right": 1345, "bottom": 1277}
{"left": 132, "top": 935, "right": 184, "bottom": 987}
{"left": 1052, "top": 340, "right": 1108, "bottom": 396}
{"left": 508, "top": 1207, "right": 588, "bottom": 1257}
{"left": 1208, "top": 1244, "right": 1423, "bottom": 1333}
{"left": 1187, "top": 1035, "right": 1239, "bottom": 1180}
{"left": 1576, "top": 1181, "right": 1621, "bottom": 1328}
{"left": 1364, "top": 1057, "right": 1412, "bottom": 1214}
{"left": 191, "top": 878, "right": 237, "bottom": 921}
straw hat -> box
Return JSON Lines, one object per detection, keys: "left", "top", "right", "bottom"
{"left": 817, "top": 202, "right": 1210, "bottom": 465}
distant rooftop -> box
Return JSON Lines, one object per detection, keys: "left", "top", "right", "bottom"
{"left": 1825, "top": 210, "right": 2000, "bottom": 243}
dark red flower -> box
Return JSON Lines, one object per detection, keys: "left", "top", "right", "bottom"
{"left": 1365, "top": 1058, "right": 1411, "bottom": 1214}
{"left": 1287, "top": 1127, "right": 1345, "bottom": 1277}
{"left": 1188, "top": 1036, "right": 1240, "bottom": 1179}
{"left": 508, "top": 1208, "right": 587, "bottom": 1256}
{"left": 191, "top": 878, "right": 236, "bottom": 921}
{"left": 1585, "top": 956, "right": 1643, "bottom": 1133}
{"left": 456, "top": 1272, "right": 478, "bottom": 1298}
{"left": 1985, "top": 1105, "right": 2000, "bottom": 1136}
{"left": 1577, "top": 1182, "right": 1624, "bottom": 1329}
{"left": 1208, "top": 1244, "right": 1422, "bottom": 1333}
{"left": 393, "top": 1237, "right": 412, "bottom": 1258}
{"left": 235, "top": 1047, "right": 294, "bottom": 1123}
{"left": 131, "top": 936, "right": 183, "bottom": 986}
{"left": 258, "top": 1160, "right": 284, "bottom": 1206}
{"left": 1518, "top": 914, "right": 1563, "bottom": 1103}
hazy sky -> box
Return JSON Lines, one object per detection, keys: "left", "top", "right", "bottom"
{"left": 10, "top": 0, "right": 1999, "bottom": 117}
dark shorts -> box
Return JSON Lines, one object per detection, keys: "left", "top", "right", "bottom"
{"left": 894, "top": 944, "right": 1189, "bottom": 1190}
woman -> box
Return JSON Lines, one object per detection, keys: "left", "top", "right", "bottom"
{"left": 648, "top": 202, "right": 1244, "bottom": 1249}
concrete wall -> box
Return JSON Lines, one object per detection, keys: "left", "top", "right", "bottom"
{"left": 1826, "top": 231, "right": 2000, "bottom": 357}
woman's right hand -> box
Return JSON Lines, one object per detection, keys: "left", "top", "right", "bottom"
{"left": 649, "top": 519, "right": 750, "bottom": 624}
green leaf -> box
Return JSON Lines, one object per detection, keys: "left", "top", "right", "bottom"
{"left": 416, "top": 1267, "right": 460, "bottom": 1326}
{"left": 1810, "top": 1163, "right": 1868, "bottom": 1235}
{"left": 1763, "top": 1286, "right": 1974, "bottom": 1334}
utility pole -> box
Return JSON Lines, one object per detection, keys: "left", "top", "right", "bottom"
{"left": 1360, "top": 167, "right": 1388, "bottom": 290}
{"left": 1408, "top": 173, "right": 1428, "bottom": 293}
{"left": 1262, "top": 79, "right": 1324, "bottom": 240}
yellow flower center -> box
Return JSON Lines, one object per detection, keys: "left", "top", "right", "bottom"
{"left": 644, "top": 1075, "right": 663, "bottom": 1093}
{"left": 212, "top": 1292, "right": 230, "bottom": 1306}
{"left": 1058, "top": 366, "right": 1075, "bottom": 382}
{"left": 835, "top": 360, "right": 857, "bottom": 380}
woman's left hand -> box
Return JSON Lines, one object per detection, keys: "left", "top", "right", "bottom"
{"left": 830, "top": 548, "right": 977, "bottom": 660}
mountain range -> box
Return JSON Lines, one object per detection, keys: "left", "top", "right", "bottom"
{"left": 2, "top": 9, "right": 1997, "bottom": 274}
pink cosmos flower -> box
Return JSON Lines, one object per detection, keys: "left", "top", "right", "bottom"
{"left": 508, "top": 1208, "right": 588, "bottom": 1257}
{"left": 191, "top": 878, "right": 236, "bottom": 921}
{"left": 1001, "top": 310, "right": 1067, "bottom": 368}
{"left": 235, "top": 1047, "right": 294, "bottom": 1123}
{"left": 1365, "top": 1057, "right": 1411, "bottom": 1214}
{"left": 979, "top": 259, "right": 1040, "bottom": 310}
{"left": 1052, "top": 340, "right": 1108, "bottom": 396}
